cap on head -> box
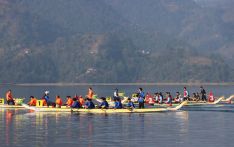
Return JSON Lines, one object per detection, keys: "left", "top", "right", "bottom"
{"left": 45, "top": 91, "right": 49, "bottom": 95}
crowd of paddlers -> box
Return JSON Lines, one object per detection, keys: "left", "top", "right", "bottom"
{"left": 4, "top": 86, "right": 215, "bottom": 109}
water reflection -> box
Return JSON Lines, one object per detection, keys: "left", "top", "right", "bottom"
{"left": 1, "top": 110, "right": 234, "bottom": 147}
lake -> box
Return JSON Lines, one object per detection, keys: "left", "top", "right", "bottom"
{"left": 0, "top": 85, "right": 234, "bottom": 147}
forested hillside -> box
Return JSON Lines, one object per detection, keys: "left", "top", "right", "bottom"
{"left": 0, "top": 0, "right": 233, "bottom": 83}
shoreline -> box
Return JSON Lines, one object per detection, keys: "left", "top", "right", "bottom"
{"left": 3, "top": 82, "right": 234, "bottom": 86}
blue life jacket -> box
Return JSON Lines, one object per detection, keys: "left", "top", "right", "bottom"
{"left": 85, "top": 101, "right": 95, "bottom": 109}
{"left": 127, "top": 101, "right": 135, "bottom": 108}
{"left": 72, "top": 101, "right": 80, "bottom": 108}
{"left": 44, "top": 95, "right": 49, "bottom": 102}
{"left": 114, "top": 101, "right": 122, "bottom": 109}
{"left": 138, "top": 91, "right": 145, "bottom": 103}
{"left": 100, "top": 101, "right": 109, "bottom": 108}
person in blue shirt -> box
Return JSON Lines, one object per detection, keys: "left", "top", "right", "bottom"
{"left": 85, "top": 98, "right": 95, "bottom": 109}
{"left": 114, "top": 98, "right": 122, "bottom": 109}
{"left": 126, "top": 98, "right": 135, "bottom": 109}
{"left": 138, "top": 88, "right": 145, "bottom": 108}
{"left": 42, "top": 90, "right": 51, "bottom": 106}
{"left": 99, "top": 97, "right": 109, "bottom": 109}
{"left": 71, "top": 98, "right": 81, "bottom": 108}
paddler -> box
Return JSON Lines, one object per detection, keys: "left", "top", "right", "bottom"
{"left": 84, "top": 98, "right": 95, "bottom": 109}
{"left": 79, "top": 95, "right": 85, "bottom": 107}
{"left": 208, "top": 91, "right": 215, "bottom": 102}
{"left": 55, "top": 95, "right": 63, "bottom": 108}
{"left": 138, "top": 88, "right": 145, "bottom": 108}
{"left": 158, "top": 92, "right": 163, "bottom": 104}
{"left": 6, "top": 89, "right": 15, "bottom": 105}
{"left": 42, "top": 91, "right": 50, "bottom": 106}
{"left": 66, "top": 96, "right": 73, "bottom": 107}
{"left": 28, "top": 96, "right": 37, "bottom": 106}
{"left": 126, "top": 98, "right": 135, "bottom": 109}
{"left": 71, "top": 97, "right": 80, "bottom": 108}
{"left": 165, "top": 92, "right": 172, "bottom": 106}
{"left": 183, "top": 87, "right": 189, "bottom": 101}
{"left": 73, "top": 94, "right": 79, "bottom": 100}
{"left": 114, "top": 98, "right": 123, "bottom": 109}
{"left": 200, "top": 86, "right": 207, "bottom": 101}
{"left": 86, "top": 87, "right": 94, "bottom": 99}
{"left": 99, "top": 97, "right": 109, "bottom": 109}
{"left": 174, "top": 92, "right": 181, "bottom": 103}
{"left": 154, "top": 93, "right": 159, "bottom": 103}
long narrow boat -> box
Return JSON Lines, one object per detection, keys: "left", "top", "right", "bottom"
{"left": 22, "top": 101, "right": 187, "bottom": 113}
{"left": 153, "top": 96, "right": 224, "bottom": 107}
{"left": 0, "top": 104, "right": 24, "bottom": 108}
{"left": 98, "top": 96, "right": 224, "bottom": 108}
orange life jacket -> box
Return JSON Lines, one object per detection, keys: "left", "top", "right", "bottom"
{"left": 87, "top": 89, "right": 94, "bottom": 99}
{"left": 79, "top": 98, "right": 85, "bottom": 106}
{"left": 66, "top": 98, "right": 73, "bottom": 106}
{"left": 56, "top": 98, "right": 63, "bottom": 106}
{"left": 29, "top": 98, "right": 37, "bottom": 106}
{"left": 6, "top": 91, "right": 13, "bottom": 101}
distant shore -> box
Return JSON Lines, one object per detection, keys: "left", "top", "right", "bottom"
{"left": 3, "top": 82, "right": 234, "bottom": 86}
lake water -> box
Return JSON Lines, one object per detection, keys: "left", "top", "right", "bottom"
{"left": 0, "top": 85, "right": 234, "bottom": 147}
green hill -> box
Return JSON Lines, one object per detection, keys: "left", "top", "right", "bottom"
{"left": 0, "top": 0, "right": 233, "bottom": 83}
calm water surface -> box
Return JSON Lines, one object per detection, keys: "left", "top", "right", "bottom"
{"left": 0, "top": 85, "right": 234, "bottom": 147}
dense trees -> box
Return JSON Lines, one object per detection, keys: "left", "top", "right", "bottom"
{"left": 0, "top": 0, "right": 233, "bottom": 83}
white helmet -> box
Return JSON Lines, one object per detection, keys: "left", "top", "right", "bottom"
{"left": 45, "top": 91, "right": 49, "bottom": 95}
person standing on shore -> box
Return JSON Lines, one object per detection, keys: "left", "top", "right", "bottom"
{"left": 200, "top": 86, "right": 207, "bottom": 101}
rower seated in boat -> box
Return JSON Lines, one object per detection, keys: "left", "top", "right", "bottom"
{"left": 208, "top": 91, "right": 215, "bottom": 102}
{"left": 65, "top": 96, "right": 73, "bottom": 107}
{"left": 99, "top": 97, "right": 109, "bottom": 109}
{"left": 28, "top": 96, "right": 37, "bottom": 106}
{"left": 165, "top": 92, "right": 172, "bottom": 106}
{"left": 84, "top": 98, "right": 95, "bottom": 109}
{"left": 114, "top": 98, "right": 123, "bottom": 109}
{"left": 145, "top": 93, "right": 155, "bottom": 105}
{"left": 126, "top": 98, "right": 135, "bottom": 109}
{"left": 158, "top": 92, "right": 163, "bottom": 104}
{"left": 55, "top": 95, "right": 63, "bottom": 108}
{"left": 174, "top": 92, "right": 181, "bottom": 103}
{"left": 6, "top": 89, "right": 15, "bottom": 105}
{"left": 79, "top": 95, "right": 85, "bottom": 107}
{"left": 71, "top": 97, "right": 81, "bottom": 108}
